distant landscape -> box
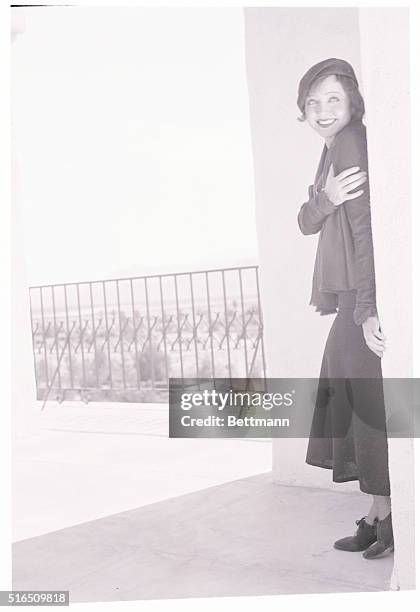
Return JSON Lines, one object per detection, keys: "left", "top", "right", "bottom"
{"left": 31, "top": 267, "right": 265, "bottom": 404}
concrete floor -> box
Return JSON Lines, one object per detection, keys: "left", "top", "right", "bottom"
{"left": 12, "top": 402, "right": 273, "bottom": 540}
{"left": 12, "top": 474, "right": 393, "bottom": 603}
{"left": 12, "top": 402, "right": 394, "bottom": 602}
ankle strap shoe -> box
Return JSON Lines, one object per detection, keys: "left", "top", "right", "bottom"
{"left": 362, "top": 513, "right": 394, "bottom": 559}
{"left": 334, "top": 516, "right": 378, "bottom": 552}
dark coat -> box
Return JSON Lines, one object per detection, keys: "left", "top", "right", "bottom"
{"left": 298, "top": 118, "right": 377, "bottom": 325}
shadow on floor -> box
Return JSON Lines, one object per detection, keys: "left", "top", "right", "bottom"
{"left": 12, "top": 473, "right": 393, "bottom": 602}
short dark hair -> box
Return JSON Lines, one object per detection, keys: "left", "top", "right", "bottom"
{"left": 297, "top": 74, "right": 365, "bottom": 122}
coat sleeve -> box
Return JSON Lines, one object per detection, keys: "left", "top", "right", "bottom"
{"left": 333, "top": 127, "right": 378, "bottom": 325}
{"left": 298, "top": 184, "right": 336, "bottom": 235}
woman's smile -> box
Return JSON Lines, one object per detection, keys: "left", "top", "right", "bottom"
{"left": 317, "top": 118, "right": 337, "bottom": 127}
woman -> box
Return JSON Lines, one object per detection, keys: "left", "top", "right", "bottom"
{"left": 297, "top": 58, "right": 393, "bottom": 558}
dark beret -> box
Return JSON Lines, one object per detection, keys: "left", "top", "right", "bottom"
{"left": 297, "top": 58, "right": 358, "bottom": 112}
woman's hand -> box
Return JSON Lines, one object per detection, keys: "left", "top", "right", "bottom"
{"left": 362, "top": 316, "right": 386, "bottom": 358}
{"left": 323, "top": 164, "right": 367, "bottom": 206}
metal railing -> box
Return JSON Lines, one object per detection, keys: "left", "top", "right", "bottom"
{"left": 29, "top": 265, "right": 266, "bottom": 404}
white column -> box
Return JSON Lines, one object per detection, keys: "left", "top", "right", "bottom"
{"left": 244, "top": 7, "right": 362, "bottom": 491}
{"left": 245, "top": 7, "right": 414, "bottom": 590}
{"left": 359, "top": 7, "right": 413, "bottom": 591}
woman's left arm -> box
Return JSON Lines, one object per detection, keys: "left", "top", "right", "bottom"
{"left": 334, "top": 128, "right": 378, "bottom": 325}
{"left": 332, "top": 126, "right": 386, "bottom": 357}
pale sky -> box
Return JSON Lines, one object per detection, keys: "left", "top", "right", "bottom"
{"left": 12, "top": 6, "right": 259, "bottom": 286}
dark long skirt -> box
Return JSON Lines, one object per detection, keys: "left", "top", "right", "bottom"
{"left": 306, "top": 289, "right": 391, "bottom": 496}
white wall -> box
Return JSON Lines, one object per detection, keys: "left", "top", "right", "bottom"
{"left": 359, "top": 7, "right": 413, "bottom": 591}
{"left": 244, "top": 7, "right": 362, "bottom": 491}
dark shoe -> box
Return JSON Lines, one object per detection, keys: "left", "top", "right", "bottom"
{"left": 363, "top": 512, "right": 394, "bottom": 559}
{"left": 334, "top": 516, "right": 378, "bottom": 552}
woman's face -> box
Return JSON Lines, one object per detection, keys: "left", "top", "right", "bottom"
{"left": 304, "top": 75, "right": 352, "bottom": 142}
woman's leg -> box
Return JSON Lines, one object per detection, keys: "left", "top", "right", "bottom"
{"left": 365, "top": 496, "right": 378, "bottom": 524}
{"left": 372, "top": 495, "right": 391, "bottom": 520}
{"left": 362, "top": 495, "right": 394, "bottom": 558}
{"left": 365, "top": 494, "right": 391, "bottom": 524}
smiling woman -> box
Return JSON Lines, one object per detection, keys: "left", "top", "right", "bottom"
{"left": 304, "top": 76, "right": 352, "bottom": 145}
{"left": 298, "top": 74, "right": 365, "bottom": 129}
{"left": 297, "top": 57, "right": 393, "bottom": 559}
